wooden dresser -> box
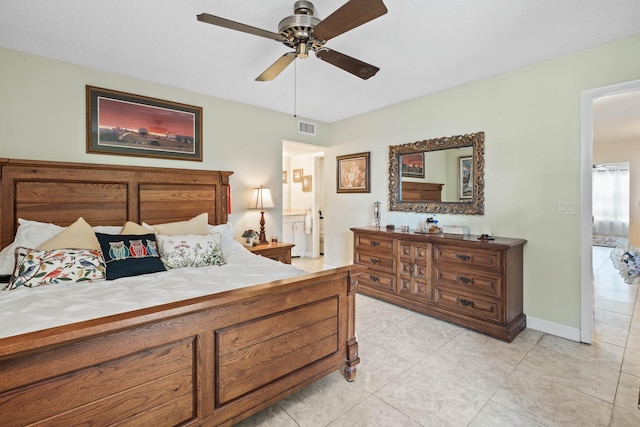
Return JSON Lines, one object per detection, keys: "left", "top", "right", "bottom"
{"left": 352, "top": 227, "right": 526, "bottom": 341}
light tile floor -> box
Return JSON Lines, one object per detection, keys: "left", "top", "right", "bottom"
{"left": 237, "top": 249, "right": 640, "bottom": 426}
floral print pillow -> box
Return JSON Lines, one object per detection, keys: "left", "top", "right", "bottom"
{"left": 156, "top": 233, "right": 226, "bottom": 269}
{"left": 6, "top": 247, "right": 106, "bottom": 290}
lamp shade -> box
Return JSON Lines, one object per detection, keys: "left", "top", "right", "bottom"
{"left": 249, "top": 186, "right": 275, "bottom": 210}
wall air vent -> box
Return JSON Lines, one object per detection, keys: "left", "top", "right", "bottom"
{"left": 298, "top": 120, "right": 316, "bottom": 136}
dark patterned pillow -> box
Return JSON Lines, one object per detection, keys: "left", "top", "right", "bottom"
{"left": 95, "top": 233, "right": 165, "bottom": 281}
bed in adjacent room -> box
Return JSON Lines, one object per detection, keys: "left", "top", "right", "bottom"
{"left": 0, "top": 158, "right": 361, "bottom": 427}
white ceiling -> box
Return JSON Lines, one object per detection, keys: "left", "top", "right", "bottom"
{"left": 594, "top": 90, "right": 640, "bottom": 146}
{"left": 1, "top": 0, "right": 640, "bottom": 124}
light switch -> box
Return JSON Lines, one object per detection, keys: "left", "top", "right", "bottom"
{"left": 559, "top": 201, "right": 576, "bottom": 215}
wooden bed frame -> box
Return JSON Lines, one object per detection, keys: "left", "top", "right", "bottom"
{"left": 0, "top": 159, "right": 360, "bottom": 427}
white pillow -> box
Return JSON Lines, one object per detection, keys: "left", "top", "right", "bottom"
{"left": 93, "top": 225, "right": 123, "bottom": 234}
{"left": 207, "top": 223, "right": 238, "bottom": 254}
{"left": 148, "top": 213, "right": 209, "bottom": 235}
{"left": 0, "top": 219, "right": 63, "bottom": 275}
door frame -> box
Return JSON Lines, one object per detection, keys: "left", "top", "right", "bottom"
{"left": 580, "top": 78, "right": 640, "bottom": 343}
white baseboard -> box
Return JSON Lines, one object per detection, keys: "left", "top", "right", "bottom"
{"left": 526, "top": 316, "right": 582, "bottom": 342}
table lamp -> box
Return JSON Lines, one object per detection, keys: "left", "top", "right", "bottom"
{"left": 249, "top": 185, "right": 275, "bottom": 244}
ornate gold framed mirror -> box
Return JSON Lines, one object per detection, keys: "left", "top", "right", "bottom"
{"left": 388, "top": 132, "right": 484, "bottom": 215}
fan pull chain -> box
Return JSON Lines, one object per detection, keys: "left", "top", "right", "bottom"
{"left": 294, "top": 58, "right": 297, "bottom": 117}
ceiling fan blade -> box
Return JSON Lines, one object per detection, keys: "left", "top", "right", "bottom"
{"left": 256, "top": 52, "right": 297, "bottom": 81}
{"left": 197, "top": 13, "right": 286, "bottom": 42}
{"left": 313, "top": 0, "right": 387, "bottom": 41}
{"left": 316, "top": 49, "right": 379, "bottom": 80}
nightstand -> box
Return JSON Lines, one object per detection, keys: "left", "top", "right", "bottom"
{"left": 247, "top": 242, "right": 295, "bottom": 264}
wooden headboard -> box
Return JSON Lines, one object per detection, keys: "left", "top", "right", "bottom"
{"left": 0, "top": 158, "right": 232, "bottom": 249}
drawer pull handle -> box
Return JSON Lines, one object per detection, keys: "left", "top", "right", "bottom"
{"left": 460, "top": 298, "right": 473, "bottom": 307}
{"left": 370, "top": 258, "right": 379, "bottom": 265}
{"left": 369, "top": 275, "right": 379, "bottom": 282}
{"left": 370, "top": 241, "right": 380, "bottom": 247}
{"left": 456, "top": 254, "right": 472, "bottom": 262}
{"left": 459, "top": 276, "right": 472, "bottom": 284}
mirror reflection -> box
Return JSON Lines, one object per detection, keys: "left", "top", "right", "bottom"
{"left": 389, "top": 132, "right": 484, "bottom": 215}
{"left": 400, "top": 147, "right": 473, "bottom": 203}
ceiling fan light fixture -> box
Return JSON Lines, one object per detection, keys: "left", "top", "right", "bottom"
{"left": 296, "top": 42, "right": 309, "bottom": 58}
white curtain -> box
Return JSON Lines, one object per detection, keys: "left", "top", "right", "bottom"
{"left": 592, "top": 164, "right": 629, "bottom": 237}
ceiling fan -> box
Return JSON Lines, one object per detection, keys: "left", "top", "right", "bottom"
{"left": 197, "top": 0, "right": 387, "bottom": 81}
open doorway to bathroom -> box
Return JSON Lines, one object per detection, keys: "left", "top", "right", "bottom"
{"left": 282, "top": 140, "right": 325, "bottom": 271}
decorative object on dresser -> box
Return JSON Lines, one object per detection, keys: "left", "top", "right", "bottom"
{"left": 248, "top": 242, "right": 295, "bottom": 264}
{"left": 86, "top": 86, "right": 203, "bottom": 161}
{"left": 241, "top": 229, "right": 260, "bottom": 246}
{"left": 249, "top": 185, "right": 275, "bottom": 244}
{"left": 352, "top": 227, "right": 526, "bottom": 342}
{"left": 337, "top": 152, "right": 370, "bottom": 193}
{"left": 373, "top": 201, "right": 381, "bottom": 228}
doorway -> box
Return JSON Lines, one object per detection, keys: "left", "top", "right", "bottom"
{"left": 282, "top": 140, "right": 325, "bottom": 260}
{"left": 580, "top": 79, "right": 640, "bottom": 343}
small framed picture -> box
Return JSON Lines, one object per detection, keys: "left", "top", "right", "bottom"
{"left": 401, "top": 152, "right": 424, "bottom": 178}
{"left": 292, "top": 168, "right": 303, "bottom": 183}
{"left": 459, "top": 156, "right": 473, "bottom": 199}
{"left": 282, "top": 170, "right": 288, "bottom": 184}
{"left": 337, "top": 152, "right": 370, "bottom": 193}
{"left": 302, "top": 175, "right": 312, "bottom": 192}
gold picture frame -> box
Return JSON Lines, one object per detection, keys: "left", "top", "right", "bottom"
{"left": 302, "top": 175, "right": 312, "bottom": 192}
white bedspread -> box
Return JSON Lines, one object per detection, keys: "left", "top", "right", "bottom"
{"left": 0, "top": 245, "right": 305, "bottom": 339}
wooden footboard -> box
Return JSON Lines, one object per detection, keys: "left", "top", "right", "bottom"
{"left": 0, "top": 266, "right": 361, "bottom": 427}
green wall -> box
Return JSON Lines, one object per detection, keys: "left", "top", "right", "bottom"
{"left": 323, "top": 35, "right": 640, "bottom": 335}
{"left": 2, "top": 34, "right": 640, "bottom": 338}
{"left": 0, "top": 47, "right": 330, "bottom": 241}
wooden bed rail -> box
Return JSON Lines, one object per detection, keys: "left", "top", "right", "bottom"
{"left": 0, "top": 266, "right": 362, "bottom": 426}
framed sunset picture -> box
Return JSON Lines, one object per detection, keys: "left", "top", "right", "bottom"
{"left": 86, "top": 86, "right": 202, "bottom": 161}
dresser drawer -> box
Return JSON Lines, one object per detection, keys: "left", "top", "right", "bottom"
{"left": 359, "top": 271, "right": 395, "bottom": 292}
{"left": 354, "top": 234, "right": 395, "bottom": 255}
{"left": 399, "top": 260, "right": 429, "bottom": 281}
{"left": 398, "top": 277, "right": 430, "bottom": 299}
{"left": 355, "top": 251, "right": 395, "bottom": 273}
{"left": 398, "top": 242, "right": 429, "bottom": 262}
{"left": 433, "top": 287, "right": 502, "bottom": 323}
{"left": 433, "top": 266, "right": 501, "bottom": 297}
{"left": 433, "top": 245, "right": 502, "bottom": 273}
